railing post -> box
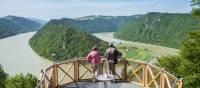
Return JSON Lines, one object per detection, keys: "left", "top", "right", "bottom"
{"left": 122, "top": 60, "right": 127, "bottom": 81}
{"left": 50, "top": 53, "right": 58, "bottom": 88}
{"left": 74, "top": 60, "right": 78, "bottom": 82}
{"left": 40, "top": 74, "right": 46, "bottom": 88}
{"left": 41, "top": 79, "right": 45, "bottom": 88}
{"left": 179, "top": 78, "right": 183, "bottom": 88}
{"left": 160, "top": 69, "right": 162, "bottom": 88}
{"left": 51, "top": 64, "right": 58, "bottom": 88}
{"left": 144, "top": 62, "right": 148, "bottom": 88}
{"left": 55, "top": 64, "right": 58, "bottom": 88}
{"left": 160, "top": 68, "right": 165, "bottom": 88}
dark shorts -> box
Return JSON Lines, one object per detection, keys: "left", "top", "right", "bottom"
{"left": 108, "top": 59, "right": 117, "bottom": 64}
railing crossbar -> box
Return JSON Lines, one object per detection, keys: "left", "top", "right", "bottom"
{"left": 36, "top": 59, "right": 182, "bottom": 88}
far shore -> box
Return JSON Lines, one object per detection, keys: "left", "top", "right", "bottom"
{"left": 93, "top": 32, "right": 178, "bottom": 64}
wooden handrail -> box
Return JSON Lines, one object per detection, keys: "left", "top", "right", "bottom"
{"left": 36, "top": 58, "right": 182, "bottom": 88}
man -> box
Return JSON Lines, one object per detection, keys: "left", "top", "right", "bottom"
{"left": 104, "top": 43, "right": 121, "bottom": 76}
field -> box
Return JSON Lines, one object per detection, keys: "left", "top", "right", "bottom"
{"left": 94, "top": 32, "right": 179, "bottom": 64}
{"left": 117, "top": 44, "right": 152, "bottom": 62}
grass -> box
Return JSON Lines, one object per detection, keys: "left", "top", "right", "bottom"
{"left": 117, "top": 44, "right": 152, "bottom": 62}
{"left": 126, "top": 49, "right": 151, "bottom": 61}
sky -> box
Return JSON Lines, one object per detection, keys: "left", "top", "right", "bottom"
{"left": 0, "top": 0, "right": 193, "bottom": 20}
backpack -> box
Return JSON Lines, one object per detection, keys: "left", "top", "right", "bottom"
{"left": 107, "top": 48, "right": 122, "bottom": 64}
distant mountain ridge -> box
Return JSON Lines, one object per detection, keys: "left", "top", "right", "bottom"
{"left": 48, "top": 15, "right": 141, "bottom": 33}
{"left": 28, "top": 18, "right": 47, "bottom": 25}
{"left": 115, "top": 12, "right": 198, "bottom": 48}
{"left": 0, "top": 15, "right": 43, "bottom": 39}
{"left": 76, "top": 15, "right": 141, "bottom": 20}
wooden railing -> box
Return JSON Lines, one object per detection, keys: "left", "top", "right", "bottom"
{"left": 36, "top": 58, "right": 182, "bottom": 88}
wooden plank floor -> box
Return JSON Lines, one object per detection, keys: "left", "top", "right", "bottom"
{"left": 62, "top": 80, "right": 144, "bottom": 88}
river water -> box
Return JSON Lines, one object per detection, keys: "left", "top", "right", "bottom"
{"left": 0, "top": 32, "right": 178, "bottom": 77}
{"left": 0, "top": 32, "right": 52, "bottom": 77}
{"left": 93, "top": 33, "right": 178, "bottom": 59}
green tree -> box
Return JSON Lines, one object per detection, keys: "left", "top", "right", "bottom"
{"left": 0, "top": 65, "right": 8, "bottom": 88}
{"left": 5, "top": 73, "right": 37, "bottom": 88}
{"left": 114, "top": 12, "right": 197, "bottom": 48}
{"left": 192, "top": 0, "right": 200, "bottom": 19}
{"left": 155, "top": 1, "right": 200, "bottom": 87}
{"left": 156, "top": 55, "right": 182, "bottom": 77}
{"left": 29, "top": 23, "right": 108, "bottom": 61}
{"left": 180, "top": 30, "right": 200, "bottom": 65}
{"left": 192, "top": 0, "right": 200, "bottom": 30}
{"left": 157, "top": 30, "right": 200, "bottom": 87}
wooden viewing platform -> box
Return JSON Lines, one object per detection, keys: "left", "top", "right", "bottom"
{"left": 62, "top": 80, "right": 144, "bottom": 88}
{"left": 36, "top": 58, "right": 182, "bottom": 88}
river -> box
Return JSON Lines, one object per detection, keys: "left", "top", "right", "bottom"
{"left": 0, "top": 32, "right": 52, "bottom": 77}
{"left": 0, "top": 32, "right": 178, "bottom": 77}
{"left": 93, "top": 33, "right": 178, "bottom": 57}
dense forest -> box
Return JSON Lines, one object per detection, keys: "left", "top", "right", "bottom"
{"left": 0, "top": 16, "right": 43, "bottom": 39}
{"left": 29, "top": 21, "right": 108, "bottom": 61}
{"left": 49, "top": 15, "right": 140, "bottom": 33}
{"left": 0, "top": 65, "right": 37, "bottom": 88}
{"left": 157, "top": 30, "right": 200, "bottom": 87}
{"left": 157, "top": 0, "right": 200, "bottom": 87}
{"left": 115, "top": 12, "right": 198, "bottom": 48}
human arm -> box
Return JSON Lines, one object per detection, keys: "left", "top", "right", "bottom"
{"left": 86, "top": 52, "right": 92, "bottom": 63}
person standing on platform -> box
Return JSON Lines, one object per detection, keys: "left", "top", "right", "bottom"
{"left": 86, "top": 46, "right": 101, "bottom": 81}
{"left": 104, "top": 43, "right": 122, "bottom": 76}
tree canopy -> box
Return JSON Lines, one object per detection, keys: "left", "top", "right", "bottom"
{"left": 157, "top": 1, "right": 200, "bottom": 87}
{"left": 157, "top": 30, "right": 200, "bottom": 87}
{"left": 0, "top": 16, "right": 42, "bottom": 39}
{"left": 29, "top": 22, "right": 108, "bottom": 61}
{"left": 47, "top": 15, "right": 138, "bottom": 33}
{"left": 0, "top": 65, "right": 37, "bottom": 88}
{"left": 5, "top": 73, "right": 37, "bottom": 88}
{"left": 0, "top": 65, "right": 8, "bottom": 88}
{"left": 115, "top": 12, "right": 197, "bottom": 48}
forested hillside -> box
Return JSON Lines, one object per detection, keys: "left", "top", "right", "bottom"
{"left": 29, "top": 21, "right": 108, "bottom": 61}
{"left": 115, "top": 12, "right": 198, "bottom": 48}
{"left": 157, "top": 1, "right": 200, "bottom": 87}
{"left": 0, "top": 16, "right": 42, "bottom": 39}
{"left": 49, "top": 15, "right": 140, "bottom": 33}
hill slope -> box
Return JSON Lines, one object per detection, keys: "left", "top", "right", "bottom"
{"left": 115, "top": 12, "right": 198, "bottom": 48}
{"left": 29, "top": 21, "right": 108, "bottom": 61}
{"left": 0, "top": 16, "right": 42, "bottom": 39}
{"left": 52, "top": 15, "right": 140, "bottom": 33}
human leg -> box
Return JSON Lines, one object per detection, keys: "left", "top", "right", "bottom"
{"left": 92, "top": 64, "right": 98, "bottom": 82}
{"left": 108, "top": 63, "right": 112, "bottom": 74}
{"left": 112, "top": 64, "right": 116, "bottom": 75}
{"left": 93, "top": 64, "right": 98, "bottom": 76}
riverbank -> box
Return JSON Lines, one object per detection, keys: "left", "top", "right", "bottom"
{"left": 93, "top": 32, "right": 178, "bottom": 63}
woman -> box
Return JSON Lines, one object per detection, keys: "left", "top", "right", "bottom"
{"left": 86, "top": 46, "right": 101, "bottom": 78}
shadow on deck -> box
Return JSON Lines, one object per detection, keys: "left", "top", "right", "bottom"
{"left": 61, "top": 80, "right": 144, "bottom": 88}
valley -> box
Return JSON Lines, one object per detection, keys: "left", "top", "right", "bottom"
{"left": 0, "top": 31, "right": 178, "bottom": 77}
